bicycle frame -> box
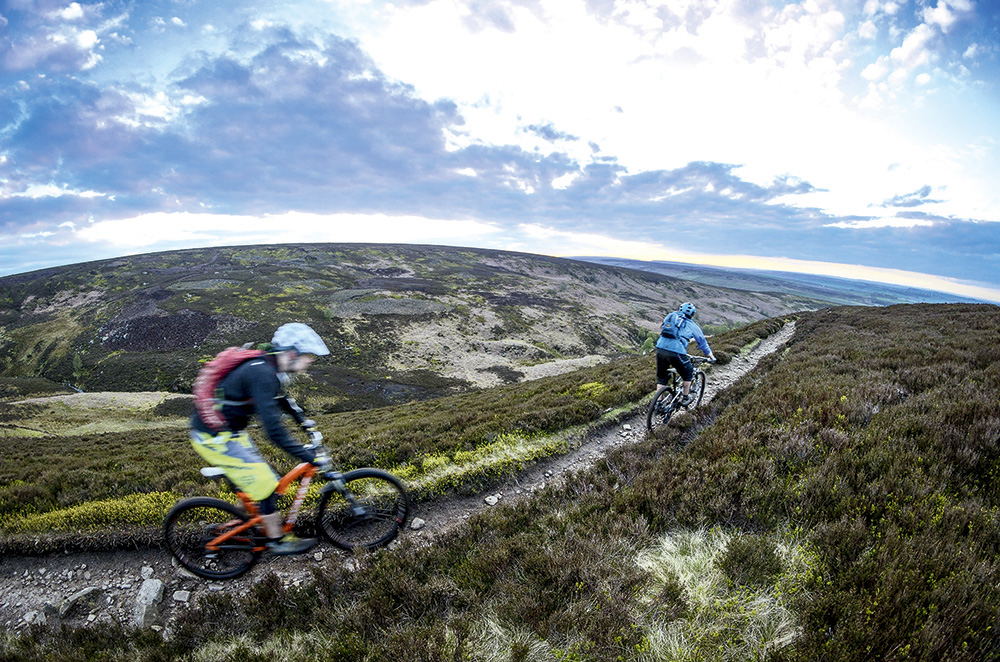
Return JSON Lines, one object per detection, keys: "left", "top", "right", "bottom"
{"left": 204, "top": 461, "right": 318, "bottom": 552}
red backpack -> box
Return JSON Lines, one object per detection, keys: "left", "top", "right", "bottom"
{"left": 192, "top": 347, "right": 266, "bottom": 432}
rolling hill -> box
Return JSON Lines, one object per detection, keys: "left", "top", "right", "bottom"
{"left": 0, "top": 243, "right": 826, "bottom": 411}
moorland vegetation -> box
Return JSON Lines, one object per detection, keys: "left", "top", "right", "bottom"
{"left": 0, "top": 243, "right": 824, "bottom": 411}
{"left": 2, "top": 303, "right": 1000, "bottom": 660}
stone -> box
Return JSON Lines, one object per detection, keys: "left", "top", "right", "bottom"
{"left": 313, "top": 551, "right": 324, "bottom": 562}
{"left": 141, "top": 566, "right": 155, "bottom": 580}
{"left": 484, "top": 495, "right": 500, "bottom": 506}
{"left": 409, "top": 517, "right": 426, "bottom": 530}
{"left": 59, "top": 587, "right": 103, "bottom": 619}
{"left": 175, "top": 567, "right": 199, "bottom": 580}
{"left": 132, "top": 578, "right": 164, "bottom": 627}
{"left": 23, "top": 610, "right": 45, "bottom": 625}
{"left": 172, "top": 590, "right": 191, "bottom": 603}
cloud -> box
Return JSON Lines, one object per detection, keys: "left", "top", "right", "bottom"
{"left": 73, "top": 211, "right": 501, "bottom": 247}
{"left": 1, "top": 4, "right": 999, "bottom": 298}
{"left": 881, "top": 185, "right": 943, "bottom": 208}
{"left": 922, "top": 0, "right": 975, "bottom": 33}
{"left": 0, "top": 1, "right": 106, "bottom": 72}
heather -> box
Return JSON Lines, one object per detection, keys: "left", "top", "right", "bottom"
{"left": 3, "top": 303, "right": 1000, "bottom": 660}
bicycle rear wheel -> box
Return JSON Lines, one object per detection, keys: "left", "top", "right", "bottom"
{"left": 687, "top": 370, "right": 706, "bottom": 408}
{"left": 317, "top": 468, "right": 411, "bottom": 552}
{"left": 163, "top": 497, "right": 261, "bottom": 580}
{"left": 647, "top": 387, "right": 678, "bottom": 430}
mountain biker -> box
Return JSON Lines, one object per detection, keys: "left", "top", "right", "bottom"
{"left": 188, "top": 322, "right": 333, "bottom": 555}
{"left": 655, "top": 302, "right": 716, "bottom": 406}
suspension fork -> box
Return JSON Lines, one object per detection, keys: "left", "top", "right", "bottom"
{"left": 323, "top": 472, "right": 369, "bottom": 517}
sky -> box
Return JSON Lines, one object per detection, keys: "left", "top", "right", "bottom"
{"left": 1, "top": 0, "right": 1000, "bottom": 303}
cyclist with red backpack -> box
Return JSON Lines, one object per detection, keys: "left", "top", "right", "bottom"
{"left": 655, "top": 302, "right": 716, "bottom": 406}
{"left": 188, "top": 322, "right": 333, "bottom": 555}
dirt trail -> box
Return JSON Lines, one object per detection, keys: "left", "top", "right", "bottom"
{"left": 0, "top": 322, "right": 795, "bottom": 634}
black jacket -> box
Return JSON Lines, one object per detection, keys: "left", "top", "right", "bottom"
{"left": 190, "top": 354, "right": 316, "bottom": 464}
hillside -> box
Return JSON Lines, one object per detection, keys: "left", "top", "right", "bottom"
{"left": 2, "top": 303, "right": 1000, "bottom": 661}
{"left": 0, "top": 243, "right": 824, "bottom": 411}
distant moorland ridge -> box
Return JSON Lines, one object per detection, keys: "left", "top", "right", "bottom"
{"left": 0, "top": 243, "right": 826, "bottom": 410}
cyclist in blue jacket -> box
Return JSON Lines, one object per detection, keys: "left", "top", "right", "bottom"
{"left": 655, "top": 302, "right": 716, "bottom": 405}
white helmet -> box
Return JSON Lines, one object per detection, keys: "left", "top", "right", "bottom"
{"left": 271, "top": 323, "right": 329, "bottom": 356}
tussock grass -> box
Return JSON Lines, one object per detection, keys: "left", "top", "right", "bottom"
{"left": 636, "top": 527, "right": 816, "bottom": 661}
{"left": 466, "top": 616, "right": 555, "bottom": 662}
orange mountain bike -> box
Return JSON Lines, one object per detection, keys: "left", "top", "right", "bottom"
{"left": 163, "top": 443, "right": 411, "bottom": 580}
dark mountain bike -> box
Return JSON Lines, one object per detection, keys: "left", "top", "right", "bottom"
{"left": 646, "top": 356, "right": 714, "bottom": 431}
{"left": 163, "top": 443, "right": 411, "bottom": 580}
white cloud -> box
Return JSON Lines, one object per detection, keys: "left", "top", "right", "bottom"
{"left": 54, "top": 3, "right": 84, "bottom": 21}
{"left": 75, "top": 212, "right": 502, "bottom": 247}
{"left": 349, "top": 0, "right": 968, "bottom": 222}
{"left": 890, "top": 23, "right": 935, "bottom": 69}
{"left": 861, "top": 56, "right": 889, "bottom": 81}
{"left": 11, "top": 183, "right": 105, "bottom": 199}
{"left": 551, "top": 172, "right": 579, "bottom": 190}
{"left": 858, "top": 19, "right": 877, "bottom": 39}
{"left": 963, "top": 42, "right": 981, "bottom": 59}
{"left": 922, "top": 0, "right": 974, "bottom": 33}
{"left": 824, "top": 217, "right": 936, "bottom": 229}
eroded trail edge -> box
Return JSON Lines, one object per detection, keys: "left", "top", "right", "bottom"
{"left": 0, "top": 322, "right": 796, "bottom": 633}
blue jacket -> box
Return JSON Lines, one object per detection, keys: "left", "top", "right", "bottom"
{"left": 655, "top": 311, "right": 712, "bottom": 356}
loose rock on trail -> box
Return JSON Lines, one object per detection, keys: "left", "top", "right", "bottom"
{"left": 0, "top": 322, "right": 795, "bottom": 634}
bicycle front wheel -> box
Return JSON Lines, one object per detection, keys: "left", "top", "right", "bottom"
{"left": 688, "top": 370, "right": 706, "bottom": 408}
{"left": 317, "top": 468, "right": 411, "bottom": 552}
{"left": 647, "top": 387, "right": 678, "bottom": 430}
{"left": 163, "top": 497, "right": 261, "bottom": 580}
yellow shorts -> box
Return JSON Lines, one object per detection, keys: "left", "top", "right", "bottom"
{"left": 189, "top": 430, "right": 280, "bottom": 501}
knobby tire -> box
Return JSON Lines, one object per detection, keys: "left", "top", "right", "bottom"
{"left": 647, "top": 387, "right": 678, "bottom": 430}
{"left": 163, "top": 497, "right": 261, "bottom": 580}
{"left": 317, "top": 468, "right": 411, "bottom": 552}
{"left": 689, "top": 370, "right": 706, "bottom": 408}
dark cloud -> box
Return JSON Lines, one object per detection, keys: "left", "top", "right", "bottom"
{"left": 882, "top": 185, "right": 943, "bottom": 208}
{"left": 525, "top": 122, "right": 578, "bottom": 142}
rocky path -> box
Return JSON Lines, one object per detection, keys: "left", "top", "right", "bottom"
{"left": 0, "top": 322, "right": 795, "bottom": 634}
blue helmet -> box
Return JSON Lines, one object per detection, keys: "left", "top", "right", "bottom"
{"left": 679, "top": 302, "right": 697, "bottom": 319}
